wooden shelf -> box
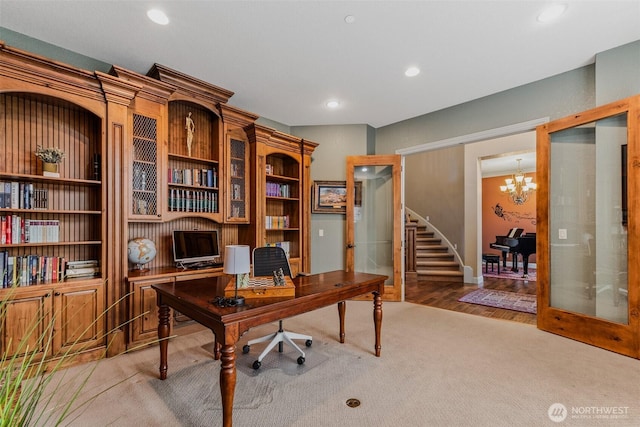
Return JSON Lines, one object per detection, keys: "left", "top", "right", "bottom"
{"left": 266, "top": 196, "right": 299, "bottom": 201}
{"left": 0, "top": 172, "right": 101, "bottom": 186}
{"left": 265, "top": 173, "right": 299, "bottom": 183}
{"left": 0, "top": 241, "right": 102, "bottom": 248}
{"left": 0, "top": 208, "right": 102, "bottom": 215}
{"left": 169, "top": 153, "right": 218, "bottom": 165}
{"left": 168, "top": 182, "right": 219, "bottom": 190}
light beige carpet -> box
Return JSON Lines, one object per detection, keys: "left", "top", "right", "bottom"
{"left": 37, "top": 301, "right": 640, "bottom": 426}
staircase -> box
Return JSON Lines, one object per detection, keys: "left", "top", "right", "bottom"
{"left": 406, "top": 219, "right": 464, "bottom": 283}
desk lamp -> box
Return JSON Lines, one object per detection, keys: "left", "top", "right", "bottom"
{"left": 223, "top": 245, "right": 250, "bottom": 306}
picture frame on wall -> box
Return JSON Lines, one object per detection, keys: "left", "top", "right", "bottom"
{"left": 312, "top": 180, "right": 362, "bottom": 214}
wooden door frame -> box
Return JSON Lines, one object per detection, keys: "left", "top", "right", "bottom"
{"left": 346, "top": 155, "right": 403, "bottom": 301}
{"left": 537, "top": 95, "right": 639, "bottom": 359}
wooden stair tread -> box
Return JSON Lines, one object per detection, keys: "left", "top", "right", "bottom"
{"left": 406, "top": 218, "right": 462, "bottom": 283}
{"left": 416, "top": 246, "right": 448, "bottom": 251}
{"left": 416, "top": 260, "right": 458, "bottom": 266}
{"left": 416, "top": 270, "right": 463, "bottom": 276}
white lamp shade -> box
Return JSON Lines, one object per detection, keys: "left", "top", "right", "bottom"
{"left": 223, "top": 245, "right": 250, "bottom": 275}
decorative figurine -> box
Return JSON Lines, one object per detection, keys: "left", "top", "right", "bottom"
{"left": 273, "top": 268, "right": 286, "bottom": 286}
{"left": 185, "top": 112, "right": 195, "bottom": 157}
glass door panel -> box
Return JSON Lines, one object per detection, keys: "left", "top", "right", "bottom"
{"left": 353, "top": 165, "right": 395, "bottom": 283}
{"left": 549, "top": 114, "right": 628, "bottom": 323}
{"left": 538, "top": 96, "right": 639, "bottom": 359}
{"left": 346, "top": 155, "right": 402, "bottom": 301}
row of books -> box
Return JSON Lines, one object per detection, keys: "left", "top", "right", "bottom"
{"left": 266, "top": 182, "right": 293, "bottom": 198}
{"left": 1, "top": 216, "right": 60, "bottom": 244}
{"left": 265, "top": 241, "right": 291, "bottom": 259}
{"left": 265, "top": 215, "right": 291, "bottom": 230}
{"left": 0, "top": 254, "right": 63, "bottom": 286}
{"left": 0, "top": 181, "right": 49, "bottom": 210}
{"left": 169, "top": 168, "right": 218, "bottom": 188}
{"left": 0, "top": 256, "right": 100, "bottom": 287}
{"left": 168, "top": 189, "right": 219, "bottom": 213}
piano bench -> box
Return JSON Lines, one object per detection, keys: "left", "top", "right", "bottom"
{"left": 482, "top": 254, "right": 501, "bottom": 275}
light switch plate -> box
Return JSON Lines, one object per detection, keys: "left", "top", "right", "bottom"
{"left": 559, "top": 229, "right": 567, "bottom": 240}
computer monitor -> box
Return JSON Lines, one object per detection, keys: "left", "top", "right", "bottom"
{"left": 172, "top": 229, "right": 221, "bottom": 267}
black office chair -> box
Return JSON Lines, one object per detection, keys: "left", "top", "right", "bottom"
{"left": 242, "top": 246, "right": 312, "bottom": 369}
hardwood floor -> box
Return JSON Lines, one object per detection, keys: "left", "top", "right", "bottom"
{"left": 405, "top": 274, "right": 537, "bottom": 325}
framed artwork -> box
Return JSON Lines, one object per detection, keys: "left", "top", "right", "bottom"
{"left": 312, "top": 180, "right": 362, "bottom": 214}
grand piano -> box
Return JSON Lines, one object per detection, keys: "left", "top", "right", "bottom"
{"left": 490, "top": 228, "right": 537, "bottom": 277}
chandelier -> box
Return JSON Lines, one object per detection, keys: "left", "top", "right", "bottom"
{"left": 499, "top": 158, "right": 537, "bottom": 205}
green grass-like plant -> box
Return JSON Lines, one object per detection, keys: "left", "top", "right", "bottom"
{"left": 1, "top": 288, "right": 146, "bottom": 426}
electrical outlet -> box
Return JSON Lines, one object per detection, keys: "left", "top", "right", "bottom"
{"left": 558, "top": 229, "right": 567, "bottom": 240}
{"left": 319, "top": 229, "right": 324, "bottom": 237}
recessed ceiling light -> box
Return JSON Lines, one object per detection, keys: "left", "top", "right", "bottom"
{"left": 344, "top": 15, "right": 356, "bottom": 24}
{"left": 405, "top": 67, "right": 420, "bottom": 77}
{"left": 537, "top": 4, "right": 567, "bottom": 23}
{"left": 326, "top": 100, "right": 340, "bottom": 109}
{"left": 147, "top": 9, "right": 169, "bottom": 25}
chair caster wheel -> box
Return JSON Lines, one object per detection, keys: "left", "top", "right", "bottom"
{"left": 242, "top": 345, "right": 250, "bottom": 354}
{"left": 297, "top": 356, "right": 305, "bottom": 365}
{"left": 252, "top": 360, "right": 261, "bottom": 370}
{"left": 305, "top": 340, "right": 312, "bottom": 347}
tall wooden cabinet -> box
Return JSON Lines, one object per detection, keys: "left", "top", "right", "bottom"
{"left": 0, "top": 43, "right": 137, "bottom": 361}
{"left": 112, "top": 65, "right": 174, "bottom": 224}
{"left": 244, "top": 125, "right": 318, "bottom": 274}
{"left": 219, "top": 104, "right": 259, "bottom": 224}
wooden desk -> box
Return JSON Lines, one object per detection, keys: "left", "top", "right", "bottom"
{"left": 153, "top": 270, "right": 387, "bottom": 427}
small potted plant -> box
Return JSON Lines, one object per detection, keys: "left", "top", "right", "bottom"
{"left": 35, "top": 145, "right": 65, "bottom": 177}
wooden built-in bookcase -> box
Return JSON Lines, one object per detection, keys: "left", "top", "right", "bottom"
{"left": 244, "top": 125, "right": 318, "bottom": 275}
{"left": 0, "top": 43, "right": 319, "bottom": 359}
{"left": 0, "top": 42, "right": 137, "bottom": 361}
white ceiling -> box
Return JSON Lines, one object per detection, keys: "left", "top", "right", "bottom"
{"left": 480, "top": 151, "right": 536, "bottom": 178}
{"left": 1, "top": 1, "right": 639, "bottom": 128}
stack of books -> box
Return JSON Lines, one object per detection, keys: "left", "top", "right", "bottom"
{"left": 65, "top": 260, "right": 100, "bottom": 279}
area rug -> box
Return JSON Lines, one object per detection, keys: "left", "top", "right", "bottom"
{"left": 483, "top": 267, "right": 536, "bottom": 282}
{"left": 458, "top": 289, "right": 537, "bottom": 314}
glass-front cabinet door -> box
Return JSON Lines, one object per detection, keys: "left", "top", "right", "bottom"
{"left": 225, "top": 130, "right": 250, "bottom": 223}
{"left": 537, "top": 96, "right": 639, "bottom": 359}
{"left": 130, "top": 113, "right": 160, "bottom": 220}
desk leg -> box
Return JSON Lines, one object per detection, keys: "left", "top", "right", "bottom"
{"left": 158, "top": 304, "right": 170, "bottom": 380}
{"left": 337, "top": 301, "right": 346, "bottom": 343}
{"left": 373, "top": 292, "right": 382, "bottom": 357}
{"left": 220, "top": 344, "right": 236, "bottom": 427}
{"left": 214, "top": 340, "right": 222, "bottom": 360}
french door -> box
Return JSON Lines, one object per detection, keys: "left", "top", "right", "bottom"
{"left": 346, "top": 155, "right": 402, "bottom": 301}
{"left": 537, "top": 96, "right": 639, "bottom": 358}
